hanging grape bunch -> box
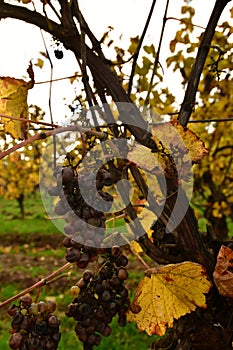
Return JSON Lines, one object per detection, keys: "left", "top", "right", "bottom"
{"left": 48, "top": 166, "right": 115, "bottom": 267}
{"left": 66, "top": 247, "right": 130, "bottom": 350}
{"left": 47, "top": 163, "right": 131, "bottom": 349}
{"left": 8, "top": 295, "right": 60, "bottom": 350}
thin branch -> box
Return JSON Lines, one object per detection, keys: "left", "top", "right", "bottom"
{"left": 35, "top": 73, "right": 81, "bottom": 85}
{"left": 178, "top": 0, "right": 232, "bottom": 126}
{"left": 127, "top": 0, "right": 157, "bottom": 96}
{"left": 144, "top": 0, "right": 170, "bottom": 107}
{"left": 188, "top": 117, "right": 233, "bottom": 123}
{"left": 0, "top": 262, "right": 72, "bottom": 309}
{"left": 71, "top": 0, "right": 105, "bottom": 60}
{"left": 0, "top": 114, "right": 59, "bottom": 128}
{"left": 166, "top": 16, "right": 205, "bottom": 30}
{"left": 213, "top": 145, "right": 233, "bottom": 156}
{"left": 0, "top": 125, "right": 105, "bottom": 160}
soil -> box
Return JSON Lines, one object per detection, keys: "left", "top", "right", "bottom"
{"left": 0, "top": 232, "right": 145, "bottom": 294}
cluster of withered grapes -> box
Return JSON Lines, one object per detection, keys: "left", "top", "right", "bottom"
{"left": 8, "top": 295, "right": 60, "bottom": 350}
{"left": 66, "top": 247, "right": 130, "bottom": 350}
{"left": 47, "top": 165, "right": 131, "bottom": 349}
{"left": 48, "top": 166, "right": 114, "bottom": 265}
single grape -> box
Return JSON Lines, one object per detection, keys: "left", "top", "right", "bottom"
{"left": 54, "top": 49, "right": 64, "bottom": 59}
{"left": 101, "top": 290, "right": 112, "bottom": 302}
{"left": 101, "top": 325, "right": 112, "bottom": 337}
{"left": 62, "top": 167, "right": 74, "bottom": 184}
{"left": 65, "top": 247, "right": 81, "bottom": 263}
{"left": 117, "top": 268, "right": 128, "bottom": 280}
{"left": 9, "top": 332, "right": 23, "bottom": 349}
{"left": 47, "top": 300, "right": 57, "bottom": 313}
{"left": 115, "top": 255, "right": 128, "bottom": 267}
{"left": 48, "top": 315, "right": 60, "bottom": 328}
{"left": 83, "top": 270, "right": 93, "bottom": 282}
{"left": 20, "top": 294, "right": 32, "bottom": 308}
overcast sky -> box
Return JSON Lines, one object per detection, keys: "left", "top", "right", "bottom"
{"left": 0, "top": 0, "right": 231, "bottom": 124}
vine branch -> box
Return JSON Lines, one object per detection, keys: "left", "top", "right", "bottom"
{"left": 127, "top": 0, "right": 157, "bottom": 96}
{"left": 0, "top": 262, "right": 72, "bottom": 309}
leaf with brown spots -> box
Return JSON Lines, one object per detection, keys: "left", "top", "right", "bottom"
{"left": 127, "top": 261, "right": 211, "bottom": 336}
{"left": 213, "top": 245, "right": 233, "bottom": 298}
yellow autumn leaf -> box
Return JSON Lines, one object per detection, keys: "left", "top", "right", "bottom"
{"left": 128, "top": 144, "right": 161, "bottom": 172}
{"left": 127, "top": 261, "right": 211, "bottom": 336}
{"left": 151, "top": 120, "right": 208, "bottom": 164}
{"left": 35, "top": 58, "right": 44, "bottom": 69}
{"left": 130, "top": 240, "right": 143, "bottom": 254}
{"left": 0, "top": 70, "right": 34, "bottom": 139}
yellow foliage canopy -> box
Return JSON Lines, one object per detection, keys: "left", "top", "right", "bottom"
{"left": 127, "top": 261, "right": 211, "bottom": 336}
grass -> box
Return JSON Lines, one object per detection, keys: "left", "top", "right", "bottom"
{"left": 0, "top": 192, "right": 61, "bottom": 235}
{"left": 0, "top": 193, "right": 158, "bottom": 349}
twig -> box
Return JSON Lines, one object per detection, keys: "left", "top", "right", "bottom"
{"left": 0, "top": 125, "right": 105, "bottom": 160}
{"left": 0, "top": 114, "right": 60, "bottom": 128}
{"left": 127, "top": 0, "right": 157, "bottom": 96}
{"left": 0, "top": 262, "right": 72, "bottom": 309}
{"left": 39, "top": 24, "right": 56, "bottom": 169}
{"left": 166, "top": 17, "right": 205, "bottom": 30}
{"left": 35, "top": 74, "right": 81, "bottom": 84}
{"left": 144, "top": 0, "right": 170, "bottom": 107}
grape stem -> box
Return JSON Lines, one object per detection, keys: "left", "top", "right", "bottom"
{"left": 119, "top": 233, "right": 150, "bottom": 270}
{"left": 0, "top": 262, "right": 72, "bottom": 309}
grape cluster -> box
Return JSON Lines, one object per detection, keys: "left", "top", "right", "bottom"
{"left": 66, "top": 247, "right": 130, "bottom": 350}
{"left": 8, "top": 295, "right": 60, "bottom": 350}
{"left": 48, "top": 166, "right": 114, "bottom": 266}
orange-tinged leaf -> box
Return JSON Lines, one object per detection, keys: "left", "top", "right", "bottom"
{"left": 127, "top": 261, "right": 211, "bottom": 336}
{"left": 213, "top": 245, "right": 233, "bottom": 298}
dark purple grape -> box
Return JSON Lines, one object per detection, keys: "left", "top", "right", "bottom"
{"left": 9, "top": 333, "right": 23, "bottom": 349}
{"left": 54, "top": 200, "right": 68, "bottom": 215}
{"left": 118, "top": 314, "right": 127, "bottom": 327}
{"left": 34, "top": 319, "right": 47, "bottom": 336}
{"left": 62, "top": 167, "right": 73, "bottom": 184}
{"left": 20, "top": 294, "right": 32, "bottom": 308}
{"left": 101, "top": 290, "right": 112, "bottom": 302}
{"left": 65, "top": 247, "right": 81, "bottom": 263}
{"left": 54, "top": 49, "right": 63, "bottom": 59}
{"left": 48, "top": 315, "right": 60, "bottom": 327}
{"left": 83, "top": 270, "right": 93, "bottom": 282}
{"left": 111, "top": 245, "right": 122, "bottom": 258}
{"left": 8, "top": 305, "right": 18, "bottom": 317}
{"left": 117, "top": 268, "right": 128, "bottom": 280}
{"left": 102, "top": 325, "right": 112, "bottom": 337}
{"left": 115, "top": 255, "right": 128, "bottom": 267}
{"left": 77, "top": 253, "right": 90, "bottom": 269}
{"left": 48, "top": 186, "right": 60, "bottom": 196}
